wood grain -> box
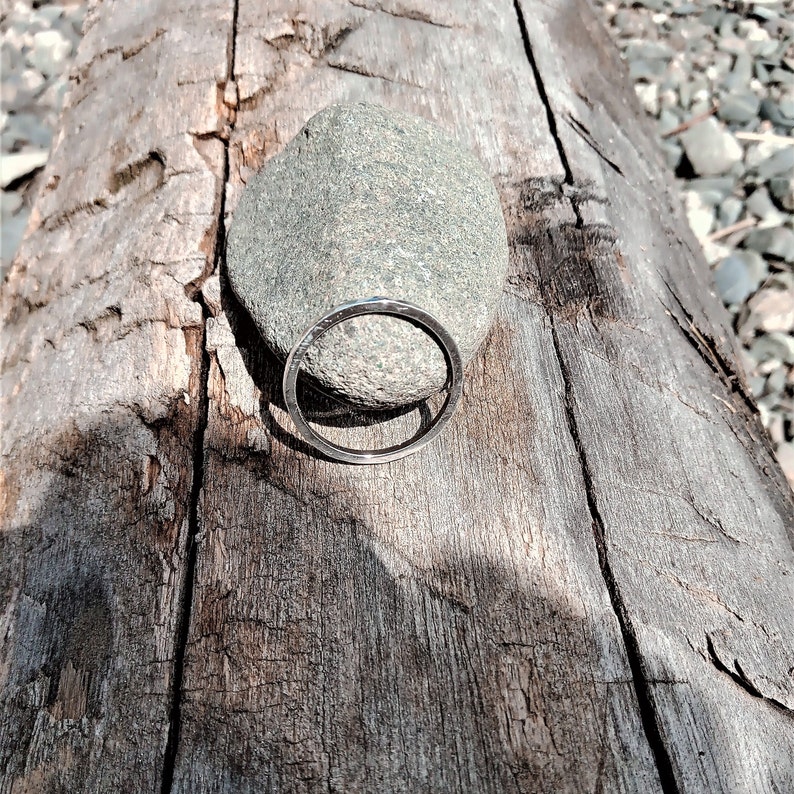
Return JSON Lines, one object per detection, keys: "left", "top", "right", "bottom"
{"left": 515, "top": 1, "right": 794, "bottom": 789}
{"left": 1, "top": 0, "right": 791, "bottom": 792}
{"left": 1, "top": 0, "right": 233, "bottom": 789}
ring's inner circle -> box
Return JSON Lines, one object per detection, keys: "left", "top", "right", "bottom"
{"left": 291, "top": 314, "right": 453, "bottom": 453}
{"left": 282, "top": 298, "right": 464, "bottom": 463}
{"left": 301, "top": 313, "right": 448, "bottom": 411}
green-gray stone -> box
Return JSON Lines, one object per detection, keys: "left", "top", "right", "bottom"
{"left": 226, "top": 103, "right": 508, "bottom": 409}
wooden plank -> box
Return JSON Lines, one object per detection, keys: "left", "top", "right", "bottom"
{"left": 0, "top": 0, "right": 234, "bottom": 790}
{"left": 169, "top": 1, "right": 669, "bottom": 791}
{"left": 1, "top": 0, "right": 790, "bottom": 791}
{"left": 515, "top": 1, "right": 794, "bottom": 790}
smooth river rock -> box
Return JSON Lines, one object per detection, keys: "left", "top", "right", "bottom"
{"left": 226, "top": 103, "right": 508, "bottom": 409}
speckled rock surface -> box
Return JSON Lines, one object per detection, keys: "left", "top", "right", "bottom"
{"left": 226, "top": 103, "right": 508, "bottom": 410}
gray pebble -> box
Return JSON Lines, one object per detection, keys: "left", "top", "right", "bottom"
{"left": 744, "top": 227, "right": 794, "bottom": 262}
{"left": 1, "top": 190, "right": 23, "bottom": 217}
{"left": 700, "top": 7, "right": 724, "bottom": 29}
{"left": 2, "top": 112, "right": 54, "bottom": 150}
{"left": 26, "top": 30, "right": 72, "bottom": 78}
{"left": 719, "top": 13, "right": 739, "bottom": 39}
{"left": 680, "top": 118, "right": 743, "bottom": 176}
{"left": 760, "top": 98, "right": 794, "bottom": 128}
{"left": 657, "top": 109, "right": 681, "bottom": 135}
{"left": 769, "top": 67, "right": 794, "bottom": 86}
{"left": 226, "top": 103, "right": 508, "bottom": 409}
{"left": 718, "top": 196, "right": 744, "bottom": 227}
{"left": 629, "top": 59, "right": 669, "bottom": 80}
{"left": 1, "top": 212, "right": 28, "bottom": 264}
{"left": 766, "top": 366, "right": 787, "bottom": 395}
{"left": 751, "top": 333, "right": 794, "bottom": 366}
{"left": 718, "top": 38, "right": 748, "bottom": 57}
{"left": 746, "top": 187, "right": 786, "bottom": 226}
{"left": 769, "top": 175, "right": 794, "bottom": 211}
{"left": 779, "top": 94, "right": 794, "bottom": 119}
{"left": 755, "top": 147, "right": 794, "bottom": 181}
{"left": 723, "top": 51, "right": 753, "bottom": 91}
{"left": 661, "top": 140, "right": 682, "bottom": 170}
{"left": 613, "top": 10, "right": 648, "bottom": 37}
{"left": 35, "top": 5, "right": 64, "bottom": 26}
{"left": 686, "top": 177, "right": 736, "bottom": 198}
{"left": 748, "top": 375, "right": 767, "bottom": 397}
{"left": 717, "top": 91, "right": 760, "bottom": 123}
{"left": 714, "top": 253, "right": 757, "bottom": 304}
{"left": 690, "top": 188, "right": 724, "bottom": 207}
{"left": 625, "top": 41, "right": 674, "bottom": 61}
{"left": 735, "top": 249, "right": 769, "bottom": 284}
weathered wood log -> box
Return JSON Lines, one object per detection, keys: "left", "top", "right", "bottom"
{"left": 1, "top": 0, "right": 792, "bottom": 792}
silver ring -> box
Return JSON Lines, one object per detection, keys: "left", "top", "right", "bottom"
{"left": 282, "top": 297, "right": 464, "bottom": 464}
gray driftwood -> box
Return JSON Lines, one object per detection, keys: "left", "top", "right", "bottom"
{"left": 1, "top": 0, "right": 792, "bottom": 792}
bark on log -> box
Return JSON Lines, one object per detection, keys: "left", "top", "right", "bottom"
{"left": 1, "top": 1, "right": 792, "bottom": 792}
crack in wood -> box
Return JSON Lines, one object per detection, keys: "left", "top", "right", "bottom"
{"left": 326, "top": 59, "right": 424, "bottom": 88}
{"left": 549, "top": 319, "right": 680, "bottom": 794}
{"left": 564, "top": 114, "right": 625, "bottom": 177}
{"left": 660, "top": 277, "right": 755, "bottom": 418}
{"left": 705, "top": 635, "right": 792, "bottom": 716}
{"left": 347, "top": 0, "right": 456, "bottom": 29}
{"left": 513, "top": 2, "right": 680, "bottom": 791}
{"left": 158, "top": 2, "right": 239, "bottom": 791}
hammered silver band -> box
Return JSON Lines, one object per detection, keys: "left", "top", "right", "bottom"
{"left": 282, "top": 297, "right": 463, "bottom": 464}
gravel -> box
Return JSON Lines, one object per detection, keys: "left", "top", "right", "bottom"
{"left": 2, "top": 0, "right": 792, "bottom": 483}
{"left": 597, "top": 0, "right": 794, "bottom": 487}
{"left": 0, "top": 1, "right": 83, "bottom": 277}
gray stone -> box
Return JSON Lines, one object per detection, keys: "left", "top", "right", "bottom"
{"left": 629, "top": 59, "right": 668, "bottom": 80}
{"left": 635, "top": 82, "right": 659, "bottom": 115}
{"left": 746, "top": 187, "right": 786, "bottom": 227}
{"left": 751, "top": 333, "right": 794, "bottom": 366}
{"left": 67, "top": 7, "right": 87, "bottom": 37}
{"left": 717, "top": 91, "right": 760, "bottom": 123}
{"left": 613, "top": 10, "right": 648, "bottom": 37}
{"left": 748, "top": 375, "right": 766, "bottom": 397}
{"left": 751, "top": 146, "right": 794, "bottom": 181}
{"left": 714, "top": 254, "right": 756, "bottom": 304}
{"left": 760, "top": 98, "right": 794, "bottom": 128}
{"left": 766, "top": 367, "right": 786, "bottom": 394}
{"left": 661, "top": 141, "right": 682, "bottom": 170}
{"left": 718, "top": 196, "right": 744, "bottom": 227}
{"left": 733, "top": 249, "right": 769, "bottom": 285}
{"left": 226, "top": 103, "right": 508, "bottom": 409}
{"left": 2, "top": 112, "right": 53, "bottom": 150}
{"left": 35, "top": 5, "right": 65, "bottom": 26}
{"left": 684, "top": 191, "right": 714, "bottom": 239}
{"left": 678, "top": 81, "right": 693, "bottom": 109}
{"left": 729, "top": 52, "right": 754, "bottom": 87}
{"left": 769, "top": 67, "right": 794, "bottom": 86}
{"left": 719, "top": 13, "right": 739, "bottom": 39}
{"left": 743, "top": 227, "right": 794, "bottom": 262}
{"left": 686, "top": 177, "right": 736, "bottom": 199}
{"left": 1, "top": 211, "right": 27, "bottom": 267}
{"left": 1, "top": 190, "right": 23, "bottom": 217}
{"left": 26, "top": 30, "right": 72, "bottom": 78}
{"left": 680, "top": 118, "right": 743, "bottom": 176}
{"left": 779, "top": 93, "right": 794, "bottom": 119}
{"left": 769, "top": 175, "right": 794, "bottom": 211}
{"left": 657, "top": 109, "right": 680, "bottom": 136}
{"left": 718, "top": 38, "right": 747, "bottom": 57}
{"left": 625, "top": 41, "right": 673, "bottom": 62}
{"left": 689, "top": 188, "right": 724, "bottom": 207}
